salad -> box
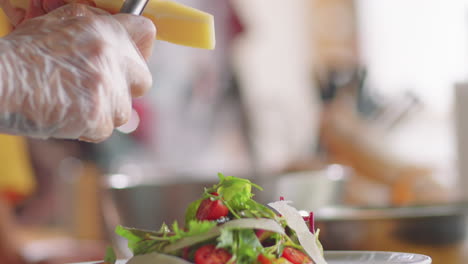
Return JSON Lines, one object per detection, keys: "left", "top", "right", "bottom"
{"left": 104, "top": 174, "right": 327, "bottom": 264}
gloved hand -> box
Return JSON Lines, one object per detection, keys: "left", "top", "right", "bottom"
{"left": 0, "top": 0, "right": 97, "bottom": 27}
{"left": 0, "top": 3, "right": 155, "bottom": 142}
{"left": 0, "top": 0, "right": 27, "bottom": 26}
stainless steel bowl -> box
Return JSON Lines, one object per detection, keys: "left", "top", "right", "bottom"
{"left": 255, "top": 164, "right": 352, "bottom": 209}
{"left": 105, "top": 178, "right": 219, "bottom": 230}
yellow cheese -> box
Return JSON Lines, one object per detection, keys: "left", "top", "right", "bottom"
{"left": 144, "top": 0, "right": 215, "bottom": 50}
{"left": 9, "top": 0, "right": 216, "bottom": 50}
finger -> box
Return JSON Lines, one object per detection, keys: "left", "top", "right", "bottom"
{"left": 113, "top": 14, "right": 156, "bottom": 61}
{"left": 124, "top": 58, "right": 153, "bottom": 98}
{"left": 23, "top": 0, "right": 46, "bottom": 21}
{"left": 78, "top": 136, "right": 99, "bottom": 143}
{"left": 24, "top": 0, "right": 100, "bottom": 23}
{"left": 0, "top": 0, "right": 26, "bottom": 26}
{"left": 111, "top": 14, "right": 155, "bottom": 97}
{"left": 45, "top": 2, "right": 108, "bottom": 19}
{"left": 79, "top": 115, "right": 114, "bottom": 143}
{"left": 42, "top": 0, "right": 66, "bottom": 13}
{"left": 113, "top": 91, "right": 132, "bottom": 127}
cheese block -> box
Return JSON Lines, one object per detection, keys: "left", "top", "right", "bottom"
{"left": 8, "top": 0, "right": 216, "bottom": 49}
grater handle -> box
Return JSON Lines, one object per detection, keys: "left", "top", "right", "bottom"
{"left": 120, "top": 0, "right": 149, "bottom": 15}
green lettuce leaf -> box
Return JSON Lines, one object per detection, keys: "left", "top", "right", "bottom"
{"left": 216, "top": 173, "right": 261, "bottom": 200}
{"left": 206, "top": 173, "right": 277, "bottom": 220}
{"left": 168, "top": 220, "right": 217, "bottom": 243}
{"left": 217, "top": 228, "right": 263, "bottom": 264}
{"left": 184, "top": 198, "right": 203, "bottom": 225}
{"left": 115, "top": 221, "right": 217, "bottom": 256}
{"left": 115, "top": 225, "right": 169, "bottom": 255}
{"left": 104, "top": 246, "right": 116, "bottom": 264}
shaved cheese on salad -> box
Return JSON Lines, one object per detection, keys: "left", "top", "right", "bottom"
{"left": 268, "top": 200, "right": 328, "bottom": 264}
{"left": 221, "top": 218, "right": 285, "bottom": 234}
{"left": 163, "top": 228, "right": 220, "bottom": 253}
{"left": 164, "top": 218, "right": 285, "bottom": 253}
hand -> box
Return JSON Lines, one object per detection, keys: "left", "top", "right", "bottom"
{"left": 0, "top": 0, "right": 26, "bottom": 26}
{"left": 0, "top": 0, "right": 96, "bottom": 26}
{"left": 0, "top": 3, "right": 155, "bottom": 142}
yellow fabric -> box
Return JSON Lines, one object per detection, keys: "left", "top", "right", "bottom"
{"left": 0, "top": 10, "right": 36, "bottom": 201}
{"left": 0, "top": 9, "right": 11, "bottom": 34}
{"left": 0, "top": 135, "right": 35, "bottom": 199}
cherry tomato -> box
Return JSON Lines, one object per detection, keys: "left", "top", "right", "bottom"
{"left": 258, "top": 254, "right": 272, "bottom": 264}
{"left": 275, "top": 258, "right": 295, "bottom": 264}
{"left": 255, "top": 229, "right": 266, "bottom": 239}
{"left": 281, "top": 247, "right": 313, "bottom": 264}
{"left": 196, "top": 194, "right": 229, "bottom": 221}
{"left": 194, "top": 244, "right": 232, "bottom": 264}
{"left": 256, "top": 230, "right": 275, "bottom": 245}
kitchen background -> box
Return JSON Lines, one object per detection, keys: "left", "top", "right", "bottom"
{"left": 2, "top": 0, "right": 468, "bottom": 263}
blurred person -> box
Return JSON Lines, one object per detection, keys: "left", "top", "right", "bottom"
{"left": 0, "top": 1, "right": 156, "bottom": 263}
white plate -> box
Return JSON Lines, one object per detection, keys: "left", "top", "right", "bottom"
{"left": 324, "top": 251, "right": 432, "bottom": 264}
{"left": 71, "top": 251, "right": 432, "bottom": 264}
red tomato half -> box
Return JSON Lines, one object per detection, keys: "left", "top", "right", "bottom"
{"left": 257, "top": 254, "right": 272, "bottom": 264}
{"left": 196, "top": 196, "right": 229, "bottom": 221}
{"left": 194, "top": 245, "right": 232, "bottom": 264}
{"left": 281, "top": 247, "right": 313, "bottom": 264}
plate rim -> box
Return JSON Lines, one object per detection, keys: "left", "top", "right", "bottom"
{"left": 324, "top": 250, "right": 432, "bottom": 263}
{"left": 69, "top": 250, "right": 432, "bottom": 264}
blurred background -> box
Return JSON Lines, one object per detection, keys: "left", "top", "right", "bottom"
{"left": 4, "top": 0, "right": 468, "bottom": 263}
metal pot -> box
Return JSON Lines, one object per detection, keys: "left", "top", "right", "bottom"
{"left": 104, "top": 176, "right": 219, "bottom": 230}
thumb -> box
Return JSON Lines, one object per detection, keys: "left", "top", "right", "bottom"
{"left": 113, "top": 14, "right": 156, "bottom": 61}
{"left": 44, "top": 3, "right": 108, "bottom": 18}
{"left": 0, "top": 0, "right": 25, "bottom": 26}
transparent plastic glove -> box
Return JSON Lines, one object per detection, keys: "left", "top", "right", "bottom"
{"left": 0, "top": 0, "right": 26, "bottom": 26}
{"left": 0, "top": 3, "right": 155, "bottom": 142}
{"left": 0, "top": 0, "right": 97, "bottom": 27}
